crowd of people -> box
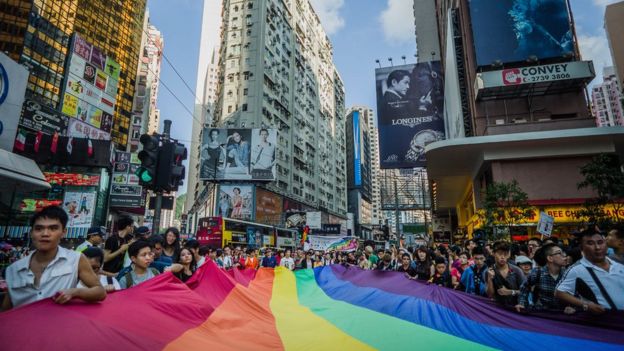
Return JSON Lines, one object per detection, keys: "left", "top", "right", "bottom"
{"left": 1, "top": 205, "right": 623, "bottom": 320}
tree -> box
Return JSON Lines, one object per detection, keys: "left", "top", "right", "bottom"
{"left": 175, "top": 193, "right": 187, "bottom": 220}
{"left": 479, "top": 180, "right": 534, "bottom": 241}
{"left": 577, "top": 154, "right": 624, "bottom": 227}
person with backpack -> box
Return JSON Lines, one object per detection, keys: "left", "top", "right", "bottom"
{"left": 118, "top": 241, "right": 159, "bottom": 289}
{"left": 80, "top": 247, "right": 121, "bottom": 292}
{"left": 556, "top": 228, "right": 624, "bottom": 313}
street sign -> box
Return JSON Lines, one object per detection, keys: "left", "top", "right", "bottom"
{"left": 537, "top": 212, "right": 554, "bottom": 237}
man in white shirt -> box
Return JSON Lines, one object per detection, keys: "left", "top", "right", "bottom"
{"left": 280, "top": 250, "right": 295, "bottom": 270}
{"left": 556, "top": 228, "right": 624, "bottom": 313}
{"left": 222, "top": 246, "right": 233, "bottom": 269}
{"left": 2, "top": 206, "right": 106, "bottom": 310}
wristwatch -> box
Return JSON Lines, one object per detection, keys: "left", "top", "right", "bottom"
{"left": 582, "top": 303, "right": 588, "bottom": 312}
{"left": 511, "top": 290, "right": 517, "bottom": 296}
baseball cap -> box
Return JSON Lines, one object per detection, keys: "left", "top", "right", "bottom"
{"left": 87, "top": 226, "right": 106, "bottom": 237}
{"left": 515, "top": 255, "right": 532, "bottom": 265}
{"left": 135, "top": 226, "right": 151, "bottom": 237}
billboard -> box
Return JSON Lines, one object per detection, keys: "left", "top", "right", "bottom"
{"left": 352, "top": 111, "right": 362, "bottom": 186}
{"left": 468, "top": 0, "right": 574, "bottom": 67}
{"left": 63, "top": 191, "right": 96, "bottom": 228}
{"left": 255, "top": 188, "right": 283, "bottom": 225}
{"left": 375, "top": 62, "right": 445, "bottom": 169}
{"left": 217, "top": 184, "right": 255, "bottom": 221}
{"left": 0, "top": 52, "right": 29, "bottom": 151}
{"left": 200, "top": 128, "right": 277, "bottom": 181}
{"left": 19, "top": 99, "right": 68, "bottom": 135}
{"left": 475, "top": 61, "right": 594, "bottom": 89}
{"left": 59, "top": 34, "right": 119, "bottom": 139}
{"left": 109, "top": 151, "right": 144, "bottom": 209}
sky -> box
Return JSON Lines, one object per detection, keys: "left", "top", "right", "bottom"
{"left": 147, "top": 0, "right": 620, "bottom": 195}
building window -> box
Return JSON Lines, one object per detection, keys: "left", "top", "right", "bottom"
{"left": 242, "top": 103, "right": 248, "bottom": 111}
{"left": 243, "top": 88, "right": 248, "bottom": 95}
{"left": 228, "top": 105, "right": 232, "bottom": 113}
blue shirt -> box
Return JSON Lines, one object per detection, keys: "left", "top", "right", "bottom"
{"left": 261, "top": 256, "right": 277, "bottom": 268}
{"left": 460, "top": 264, "right": 488, "bottom": 296}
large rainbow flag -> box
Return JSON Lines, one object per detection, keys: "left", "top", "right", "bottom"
{"left": 1, "top": 261, "right": 622, "bottom": 350}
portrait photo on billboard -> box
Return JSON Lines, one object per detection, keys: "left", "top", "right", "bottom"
{"left": 468, "top": 0, "right": 575, "bottom": 68}
{"left": 375, "top": 62, "right": 445, "bottom": 169}
{"left": 217, "top": 184, "right": 254, "bottom": 221}
{"left": 200, "top": 127, "right": 227, "bottom": 180}
{"left": 224, "top": 129, "right": 252, "bottom": 179}
{"left": 250, "top": 128, "right": 277, "bottom": 180}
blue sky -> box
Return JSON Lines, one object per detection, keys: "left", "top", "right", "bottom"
{"left": 147, "top": 0, "right": 618, "bottom": 194}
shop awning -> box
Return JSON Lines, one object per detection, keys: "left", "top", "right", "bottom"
{"left": 0, "top": 149, "right": 50, "bottom": 192}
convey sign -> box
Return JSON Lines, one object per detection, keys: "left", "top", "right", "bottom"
{"left": 476, "top": 61, "right": 595, "bottom": 90}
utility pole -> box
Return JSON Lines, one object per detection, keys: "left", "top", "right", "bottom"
{"left": 152, "top": 119, "right": 171, "bottom": 235}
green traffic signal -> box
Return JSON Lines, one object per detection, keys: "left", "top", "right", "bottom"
{"left": 137, "top": 167, "right": 154, "bottom": 183}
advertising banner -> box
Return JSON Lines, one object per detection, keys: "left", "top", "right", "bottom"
{"left": 255, "top": 188, "right": 283, "bottom": 225}
{"left": 475, "top": 61, "right": 595, "bottom": 89}
{"left": 63, "top": 191, "right": 96, "bottom": 228}
{"left": 200, "top": 128, "right": 277, "bottom": 181}
{"left": 44, "top": 172, "right": 100, "bottom": 186}
{"left": 468, "top": 0, "right": 574, "bottom": 67}
{"left": 306, "top": 235, "right": 359, "bottom": 252}
{"left": 375, "top": 62, "right": 445, "bottom": 169}
{"left": 217, "top": 184, "right": 255, "bottom": 221}
{"left": 110, "top": 150, "right": 143, "bottom": 209}
{"left": 67, "top": 118, "right": 110, "bottom": 140}
{"left": 19, "top": 99, "right": 68, "bottom": 135}
{"left": 352, "top": 111, "right": 362, "bottom": 186}
{"left": 60, "top": 34, "right": 119, "bottom": 137}
{"left": 306, "top": 211, "right": 322, "bottom": 229}
{"left": 0, "top": 52, "right": 28, "bottom": 151}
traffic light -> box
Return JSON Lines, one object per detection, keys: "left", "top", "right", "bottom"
{"left": 156, "top": 141, "right": 187, "bottom": 192}
{"left": 137, "top": 133, "right": 160, "bottom": 189}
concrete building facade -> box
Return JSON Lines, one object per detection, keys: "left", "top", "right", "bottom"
{"left": 346, "top": 106, "right": 373, "bottom": 238}
{"left": 592, "top": 67, "right": 624, "bottom": 127}
{"left": 423, "top": 0, "right": 624, "bottom": 242}
{"left": 187, "top": 0, "right": 347, "bottom": 233}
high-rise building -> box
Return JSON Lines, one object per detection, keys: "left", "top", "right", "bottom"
{"left": 605, "top": 1, "right": 624, "bottom": 93}
{"left": 0, "top": 0, "right": 147, "bottom": 149}
{"left": 187, "top": 0, "right": 347, "bottom": 232}
{"left": 346, "top": 107, "right": 373, "bottom": 238}
{"left": 413, "top": 0, "right": 441, "bottom": 63}
{"left": 186, "top": 0, "right": 223, "bottom": 230}
{"left": 130, "top": 10, "right": 163, "bottom": 152}
{"left": 422, "top": 0, "right": 624, "bottom": 241}
{"left": 592, "top": 67, "right": 624, "bottom": 127}
{"left": 364, "top": 108, "right": 382, "bottom": 226}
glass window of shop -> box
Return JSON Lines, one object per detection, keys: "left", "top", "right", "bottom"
{"left": 0, "top": 166, "right": 110, "bottom": 242}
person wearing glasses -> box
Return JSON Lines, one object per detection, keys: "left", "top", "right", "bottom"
{"left": 515, "top": 243, "right": 572, "bottom": 313}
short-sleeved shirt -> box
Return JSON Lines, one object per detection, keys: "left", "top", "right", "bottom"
{"left": 487, "top": 264, "right": 526, "bottom": 306}
{"left": 556, "top": 257, "right": 624, "bottom": 310}
{"left": 103, "top": 234, "right": 127, "bottom": 273}
{"left": 280, "top": 257, "right": 295, "bottom": 270}
{"left": 5, "top": 247, "right": 81, "bottom": 308}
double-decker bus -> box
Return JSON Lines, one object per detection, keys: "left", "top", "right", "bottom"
{"left": 196, "top": 216, "right": 298, "bottom": 249}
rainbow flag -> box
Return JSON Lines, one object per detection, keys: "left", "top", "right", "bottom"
{"left": 1, "top": 262, "right": 622, "bottom": 350}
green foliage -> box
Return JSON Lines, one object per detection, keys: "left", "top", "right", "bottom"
{"left": 479, "top": 180, "right": 534, "bottom": 241}
{"left": 175, "top": 193, "right": 187, "bottom": 220}
{"left": 577, "top": 154, "right": 624, "bottom": 227}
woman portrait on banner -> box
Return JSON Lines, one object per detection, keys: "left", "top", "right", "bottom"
{"left": 225, "top": 131, "right": 250, "bottom": 176}
{"left": 251, "top": 129, "right": 276, "bottom": 179}
{"left": 230, "top": 187, "right": 244, "bottom": 219}
{"left": 200, "top": 129, "right": 226, "bottom": 179}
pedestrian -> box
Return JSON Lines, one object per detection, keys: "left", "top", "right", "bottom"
{"left": 429, "top": 256, "right": 452, "bottom": 288}
{"left": 396, "top": 253, "right": 418, "bottom": 279}
{"left": 414, "top": 247, "right": 434, "bottom": 281}
{"left": 260, "top": 248, "right": 277, "bottom": 268}
{"left": 118, "top": 241, "right": 159, "bottom": 289}
{"left": 556, "top": 228, "right": 624, "bottom": 313}
{"left": 103, "top": 215, "right": 134, "bottom": 274}
{"left": 606, "top": 224, "right": 624, "bottom": 264}
{"left": 460, "top": 246, "right": 488, "bottom": 296}
{"left": 162, "top": 227, "right": 181, "bottom": 262}
{"left": 167, "top": 247, "right": 197, "bottom": 283}
{"left": 185, "top": 239, "right": 206, "bottom": 268}
{"left": 2, "top": 206, "right": 106, "bottom": 310}
{"left": 81, "top": 247, "right": 121, "bottom": 292}
{"left": 516, "top": 243, "right": 571, "bottom": 313}
{"left": 280, "top": 249, "right": 295, "bottom": 270}
{"left": 486, "top": 241, "right": 526, "bottom": 307}
{"left": 515, "top": 255, "right": 534, "bottom": 277}
{"left": 75, "top": 226, "right": 106, "bottom": 253}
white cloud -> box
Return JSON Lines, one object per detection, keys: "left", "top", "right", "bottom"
{"left": 309, "top": 0, "right": 345, "bottom": 35}
{"left": 577, "top": 33, "right": 613, "bottom": 84}
{"left": 379, "top": 0, "right": 415, "bottom": 44}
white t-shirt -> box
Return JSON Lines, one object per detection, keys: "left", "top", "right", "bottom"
{"left": 78, "top": 275, "right": 121, "bottom": 291}
{"left": 280, "top": 257, "right": 295, "bottom": 270}
{"left": 556, "top": 257, "right": 624, "bottom": 310}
